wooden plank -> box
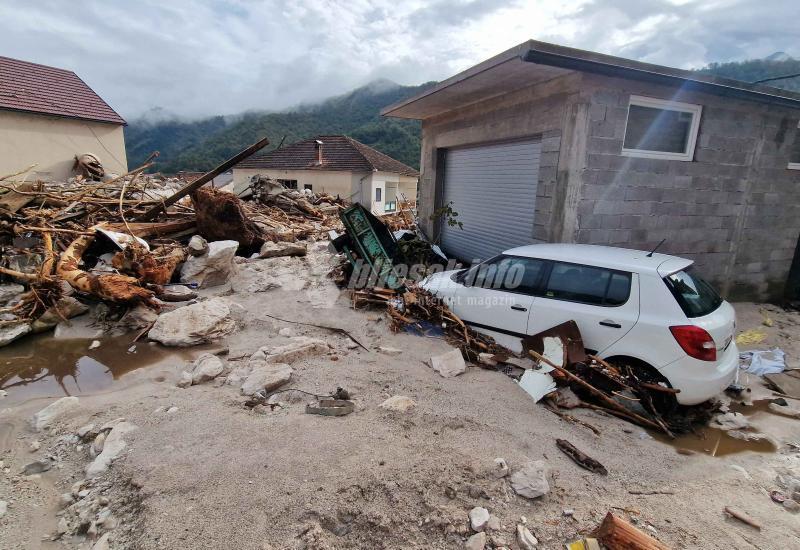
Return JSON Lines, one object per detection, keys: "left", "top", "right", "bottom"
{"left": 592, "top": 512, "right": 670, "bottom": 549}
{"left": 136, "top": 136, "right": 270, "bottom": 221}
{"left": 764, "top": 372, "right": 800, "bottom": 398}
{"left": 0, "top": 181, "right": 35, "bottom": 213}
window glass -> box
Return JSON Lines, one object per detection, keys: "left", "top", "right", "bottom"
{"left": 663, "top": 268, "right": 722, "bottom": 318}
{"left": 463, "top": 255, "right": 545, "bottom": 293}
{"left": 624, "top": 104, "right": 692, "bottom": 154}
{"left": 545, "top": 263, "right": 610, "bottom": 305}
{"left": 304, "top": 184, "right": 313, "bottom": 191}
{"left": 375, "top": 187, "right": 382, "bottom": 201}
{"left": 790, "top": 125, "right": 800, "bottom": 166}
{"left": 605, "top": 273, "right": 631, "bottom": 306}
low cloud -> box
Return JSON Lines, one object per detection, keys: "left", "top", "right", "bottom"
{"left": 0, "top": 0, "right": 796, "bottom": 120}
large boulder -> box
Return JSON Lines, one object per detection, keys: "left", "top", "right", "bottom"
{"left": 148, "top": 298, "right": 236, "bottom": 347}
{"left": 86, "top": 422, "right": 137, "bottom": 478}
{"left": 509, "top": 460, "right": 550, "bottom": 499}
{"left": 32, "top": 396, "right": 81, "bottom": 431}
{"left": 0, "top": 321, "right": 31, "bottom": 348}
{"left": 180, "top": 240, "right": 238, "bottom": 288}
{"left": 241, "top": 363, "right": 292, "bottom": 396}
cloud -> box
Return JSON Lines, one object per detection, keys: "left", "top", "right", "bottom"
{"left": 0, "top": 0, "right": 796, "bottom": 119}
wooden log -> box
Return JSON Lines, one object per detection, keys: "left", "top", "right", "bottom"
{"left": 592, "top": 512, "right": 670, "bottom": 550}
{"left": 137, "top": 136, "right": 269, "bottom": 221}
{"left": 556, "top": 438, "right": 608, "bottom": 475}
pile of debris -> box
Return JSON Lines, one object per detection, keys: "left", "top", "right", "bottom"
{"left": 0, "top": 138, "right": 348, "bottom": 348}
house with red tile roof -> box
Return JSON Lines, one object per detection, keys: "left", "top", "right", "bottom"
{"left": 0, "top": 55, "right": 127, "bottom": 181}
{"left": 233, "top": 135, "right": 418, "bottom": 215}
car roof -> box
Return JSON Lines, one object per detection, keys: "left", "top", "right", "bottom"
{"left": 502, "top": 243, "right": 692, "bottom": 275}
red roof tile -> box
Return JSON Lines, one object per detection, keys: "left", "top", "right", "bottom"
{"left": 236, "top": 135, "right": 419, "bottom": 176}
{"left": 0, "top": 56, "right": 126, "bottom": 125}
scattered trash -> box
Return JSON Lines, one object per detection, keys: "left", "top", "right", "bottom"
{"left": 305, "top": 398, "right": 355, "bottom": 417}
{"left": 740, "top": 348, "right": 785, "bottom": 375}
{"left": 735, "top": 329, "right": 767, "bottom": 346}
{"left": 517, "top": 369, "right": 557, "bottom": 403}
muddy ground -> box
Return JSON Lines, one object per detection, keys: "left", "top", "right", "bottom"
{"left": 1, "top": 245, "right": 799, "bottom": 549}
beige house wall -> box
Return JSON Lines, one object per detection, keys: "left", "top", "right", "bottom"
{"left": 367, "top": 172, "right": 418, "bottom": 215}
{"left": 232, "top": 168, "right": 369, "bottom": 201}
{"left": 0, "top": 110, "right": 127, "bottom": 181}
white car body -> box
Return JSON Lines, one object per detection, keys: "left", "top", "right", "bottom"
{"left": 420, "top": 243, "right": 738, "bottom": 405}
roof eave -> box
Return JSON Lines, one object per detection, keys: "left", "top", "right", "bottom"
{"left": 0, "top": 106, "right": 127, "bottom": 126}
{"left": 383, "top": 39, "right": 800, "bottom": 120}
{"left": 522, "top": 45, "right": 800, "bottom": 109}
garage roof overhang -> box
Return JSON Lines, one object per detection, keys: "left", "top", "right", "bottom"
{"left": 382, "top": 40, "right": 800, "bottom": 120}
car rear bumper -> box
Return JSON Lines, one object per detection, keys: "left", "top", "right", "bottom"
{"left": 658, "top": 341, "right": 739, "bottom": 405}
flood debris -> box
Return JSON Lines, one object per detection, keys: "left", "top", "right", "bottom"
{"left": 0, "top": 136, "right": 351, "bottom": 349}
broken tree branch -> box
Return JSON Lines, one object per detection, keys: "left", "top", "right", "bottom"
{"left": 258, "top": 312, "right": 368, "bottom": 351}
{"left": 556, "top": 438, "right": 608, "bottom": 475}
{"left": 137, "top": 136, "right": 270, "bottom": 221}
{"left": 529, "top": 350, "right": 669, "bottom": 435}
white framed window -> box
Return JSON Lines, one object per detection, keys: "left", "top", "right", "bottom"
{"left": 621, "top": 95, "right": 702, "bottom": 162}
{"left": 789, "top": 121, "right": 800, "bottom": 170}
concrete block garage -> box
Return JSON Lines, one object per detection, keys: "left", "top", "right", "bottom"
{"left": 383, "top": 40, "right": 800, "bottom": 301}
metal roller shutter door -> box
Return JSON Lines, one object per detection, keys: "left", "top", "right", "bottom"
{"left": 441, "top": 139, "right": 541, "bottom": 262}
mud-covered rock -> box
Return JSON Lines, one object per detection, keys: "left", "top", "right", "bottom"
{"left": 148, "top": 298, "right": 235, "bottom": 347}
{"left": 180, "top": 240, "right": 238, "bottom": 288}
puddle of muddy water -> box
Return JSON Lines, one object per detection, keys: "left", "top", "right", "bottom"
{"left": 652, "top": 400, "right": 783, "bottom": 457}
{"left": 0, "top": 334, "right": 194, "bottom": 404}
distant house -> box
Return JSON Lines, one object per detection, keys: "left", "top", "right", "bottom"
{"left": 0, "top": 56, "right": 127, "bottom": 181}
{"left": 232, "top": 135, "right": 418, "bottom": 215}
{"left": 383, "top": 40, "right": 800, "bottom": 301}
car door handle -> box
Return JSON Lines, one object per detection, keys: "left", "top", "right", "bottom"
{"left": 599, "top": 320, "right": 622, "bottom": 328}
{"left": 510, "top": 304, "right": 528, "bottom": 312}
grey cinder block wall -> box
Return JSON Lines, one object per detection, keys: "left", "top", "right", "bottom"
{"left": 418, "top": 72, "right": 800, "bottom": 301}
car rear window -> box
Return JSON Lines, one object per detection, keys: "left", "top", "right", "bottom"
{"left": 544, "top": 262, "right": 632, "bottom": 306}
{"left": 663, "top": 268, "right": 722, "bottom": 318}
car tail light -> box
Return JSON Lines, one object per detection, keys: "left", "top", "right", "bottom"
{"left": 670, "top": 325, "right": 716, "bottom": 361}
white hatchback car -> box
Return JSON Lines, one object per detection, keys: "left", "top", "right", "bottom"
{"left": 420, "top": 243, "right": 738, "bottom": 405}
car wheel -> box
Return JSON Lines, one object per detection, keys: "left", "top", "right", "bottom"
{"left": 605, "top": 356, "right": 678, "bottom": 416}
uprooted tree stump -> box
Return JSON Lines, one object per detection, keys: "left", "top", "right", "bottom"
{"left": 191, "top": 187, "right": 265, "bottom": 254}
{"left": 56, "top": 230, "right": 156, "bottom": 305}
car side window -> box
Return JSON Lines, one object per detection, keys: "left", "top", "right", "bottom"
{"left": 544, "top": 262, "right": 631, "bottom": 306}
{"left": 466, "top": 255, "right": 545, "bottom": 294}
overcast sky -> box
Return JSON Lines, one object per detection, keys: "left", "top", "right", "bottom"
{"left": 1, "top": 0, "right": 797, "bottom": 120}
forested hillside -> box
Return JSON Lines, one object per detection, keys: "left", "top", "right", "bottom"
{"left": 695, "top": 56, "right": 800, "bottom": 91}
{"left": 125, "top": 80, "right": 435, "bottom": 173}
{"left": 126, "top": 55, "right": 800, "bottom": 175}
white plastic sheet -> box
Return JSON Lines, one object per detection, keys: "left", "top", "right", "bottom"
{"left": 739, "top": 348, "right": 786, "bottom": 376}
